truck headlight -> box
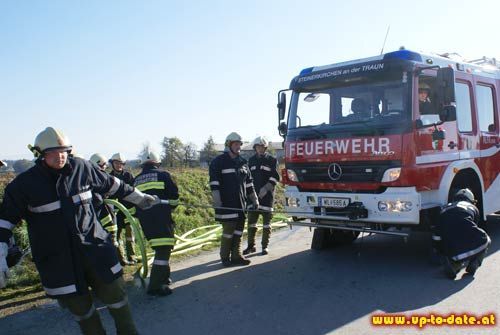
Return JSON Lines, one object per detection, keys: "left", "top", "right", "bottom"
{"left": 378, "top": 200, "right": 412, "bottom": 212}
{"left": 381, "top": 168, "right": 401, "bottom": 182}
{"left": 287, "top": 169, "right": 299, "bottom": 182}
{"left": 286, "top": 197, "right": 300, "bottom": 207}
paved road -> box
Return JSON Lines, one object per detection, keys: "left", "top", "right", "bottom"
{"left": 1, "top": 221, "right": 499, "bottom": 335}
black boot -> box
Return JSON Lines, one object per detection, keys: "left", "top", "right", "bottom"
{"left": 231, "top": 257, "right": 251, "bottom": 266}
{"left": 243, "top": 245, "right": 256, "bottom": 255}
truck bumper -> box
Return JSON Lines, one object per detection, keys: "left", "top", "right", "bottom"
{"left": 284, "top": 186, "right": 421, "bottom": 225}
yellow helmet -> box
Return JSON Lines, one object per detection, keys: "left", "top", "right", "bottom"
{"left": 141, "top": 151, "right": 161, "bottom": 165}
{"left": 109, "top": 153, "right": 125, "bottom": 163}
{"left": 225, "top": 132, "right": 243, "bottom": 147}
{"left": 89, "top": 153, "right": 108, "bottom": 166}
{"left": 33, "top": 127, "right": 72, "bottom": 154}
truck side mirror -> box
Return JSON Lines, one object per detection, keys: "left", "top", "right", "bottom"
{"left": 439, "top": 105, "right": 456, "bottom": 122}
{"left": 278, "top": 122, "right": 287, "bottom": 137}
{"left": 278, "top": 92, "right": 287, "bottom": 121}
{"left": 436, "top": 67, "right": 456, "bottom": 106}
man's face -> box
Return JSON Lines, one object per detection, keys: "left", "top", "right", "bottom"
{"left": 255, "top": 145, "right": 266, "bottom": 155}
{"left": 44, "top": 149, "right": 68, "bottom": 170}
{"left": 230, "top": 142, "right": 241, "bottom": 155}
{"left": 419, "top": 89, "right": 429, "bottom": 102}
{"left": 112, "top": 160, "right": 124, "bottom": 172}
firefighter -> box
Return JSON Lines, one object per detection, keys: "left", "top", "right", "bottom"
{"left": 243, "top": 136, "right": 280, "bottom": 255}
{"left": 433, "top": 188, "right": 491, "bottom": 279}
{"left": 134, "top": 150, "right": 179, "bottom": 296}
{"left": 109, "top": 153, "right": 137, "bottom": 265}
{"left": 89, "top": 153, "right": 125, "bottom": 265}
{"left": 209, "top": 132, "right": 258, "bottom": 266}
{"left": 419, "top": 82, "right": 433, "bottom": 115}
{"left": 0, "top": 127, "right": 160, "bottom": 334}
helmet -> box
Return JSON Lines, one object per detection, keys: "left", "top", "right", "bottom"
{"left": 33, "top": 127, "right": 72, "bottom": 154}
{"left": 225, "top": 132, "right": 243, "bottom": 147}
{"left": 141, "top": 151, "right": 161, "bottom": 165}
{"left": 109, "top": 153, "right": 125, "bottom": 163}
{"left": 419, "top": 82, "right": 431, "bottom": 92}
{"left": 89, "top": 153, "right": 108, "bottom": 166}
{"left": 252, "top": 136, "right": 269, "bottom": 149}
{"left": 454, "top": 188, "right": 475, "bottom": 203}
{"left": 0, "top": 160, "right": 5, "bottom": 167}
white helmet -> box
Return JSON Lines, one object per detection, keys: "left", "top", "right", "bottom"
{"left": 109, "top": 153, "right": 125, "bottom": 163}
{"left": 89, "top": 153, "right": 108, "bottom": 166}
{"left": 141, "top": 151, "right": 161, "bottom": 165}
{"left": 225, "top": 132, "right": 243, "bottom": 147}
{"left": 33, "top": 127, "right": 72, "bottom": 155}
{"left": 454, "top": 188, "right": 475, "bottom": 203}
{"left": 252, "top": 136, "right": 269, "bottom": 149}
{"left": 0, "top": 160, "right": 6, "bottom": 167}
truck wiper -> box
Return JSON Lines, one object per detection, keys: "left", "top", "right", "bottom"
{"left": 292, "top": 125, "right": 327, "bottom": 138}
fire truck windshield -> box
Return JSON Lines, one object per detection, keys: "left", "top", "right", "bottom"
{"left": 288, "top": 79, "right": 410, "bottom": 130}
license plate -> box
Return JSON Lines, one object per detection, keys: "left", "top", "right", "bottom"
{"left": 321, "top": 197, "right": 350, "bottom": 208}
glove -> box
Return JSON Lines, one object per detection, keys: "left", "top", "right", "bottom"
{"left": 248, "top": 192, "right": 259, "bottom": 209}
{"left": 0, "top": 242, "right": 10, "bottom": 289}
{"left": 258, "top": 182, "right": 275, "bottom": 199}
{"left": 212, "top": 190, "right": 222, "bottom": 208}
{"left": 137, "top": 194, "right": 160, "bottom": 210}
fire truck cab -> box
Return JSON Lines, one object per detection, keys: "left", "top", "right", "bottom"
{"left": 277, "top": 49, "right": 500, "bottom": 249}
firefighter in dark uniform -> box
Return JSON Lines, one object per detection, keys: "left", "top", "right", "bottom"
{"left": 109, "top": 153, "right": 137, "bottom": 265}
{"left": 89, "top": 153, "right": 125, "bottom": 265}
{"left": 209, "top": 132, "right": 259, "bottom": 266}
{"left": 433, "top": 188, "right": 491, "bottom": 279}
{"left": 134, "top": 150, "right": 179, "bottom": 296}
{"left": 243, "top": 137, "right": 280, "bottom": 255}
{"left": 0, "top": 127, "right": 160, "bottom": 334}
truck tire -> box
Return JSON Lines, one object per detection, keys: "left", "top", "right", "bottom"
{"left": 311, "top": 228, "right": 330, "bottom": 250}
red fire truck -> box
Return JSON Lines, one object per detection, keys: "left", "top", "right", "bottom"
{"left": 277, "top": 48, "right": 500, "bottom": 249}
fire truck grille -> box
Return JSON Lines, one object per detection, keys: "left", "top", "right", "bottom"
{"left": 287, "top": 161, "right": 401, "bottom": 183}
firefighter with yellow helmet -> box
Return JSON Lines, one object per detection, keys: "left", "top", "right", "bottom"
{"left": 243, "top": 136, "right": 280, "bottom": 255}
{"left": 0, "top": 127, "right": 160, "bottom": 334}
{"left": 109, "top": 153, "right": 137, "bottom": 265}
{"left": 209, "top": 132, "right": 258, "bottom": 266}
{"left": 134, "top": 150, "right": 179, "bottom": 296}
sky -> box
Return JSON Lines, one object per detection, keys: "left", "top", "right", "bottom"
{"left": 1, "top": 0, "right": 499, "bottom": 160}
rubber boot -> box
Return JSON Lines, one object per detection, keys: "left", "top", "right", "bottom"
{"left": 125, "top": 225, "right": 137, "bottom": 263}
{"left": 220, "top": 222, "right": 235, "bottom": 266}
{"left": 231, "top": 234, "right": 250, "bottom": 266}
{"left": 147, "top": 248, "right": 173, "bottom": 296}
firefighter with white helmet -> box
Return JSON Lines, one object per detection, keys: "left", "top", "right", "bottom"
{"left": 243, "top": 136, "right": 280, "bottom": 255}
{"left": 89, "top": 153, "right": 127, "bottom": 265}
{"left": 0, "top": 127, "right": 160, "bottom": 334}
{"left": 134, "top": 150, "right": 179, "bottom": 296}
{"left": 209, "top": 132, "right": 258, "bottom": 266}
{"left": 433, "top": 188, "right": 491, "bottom": 279}
{"left": 109, "top": 153, "right": 137, "bottom": 265}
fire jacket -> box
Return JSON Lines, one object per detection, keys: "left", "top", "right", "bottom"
{"left": 93, "top": 193, "right": 117, "bottom": 233}
{"left": 0, "top": 158, "right": 138, "bottom": 297}
{"left": 110, "top": 169, "right": 135, "bottom": 210}
{"left": 133, "top": 165, "right": 178, "bottom": 248}
{"left": 248, "top": 153, "right": 280, "bottom": 211}
{"left": 209, "top": 152, "right": 255, "bottom": 223}
{"left": 434, "top": 201, "right": 491, "bottom": 261}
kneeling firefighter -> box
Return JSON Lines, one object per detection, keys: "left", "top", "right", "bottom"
{"left": 433, "top": 188, "right": 491, "bottom": 279}
{"left": 134, "top": 150, "right": 179, "bottom": 296}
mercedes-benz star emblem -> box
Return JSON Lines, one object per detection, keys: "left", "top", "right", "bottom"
{"left": 328, "top": 163, "right": 342, "bottom": 181}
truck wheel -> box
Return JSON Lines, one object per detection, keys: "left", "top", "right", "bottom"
{"left": 311, "top": 228, "right": 330, "bottom": 250}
